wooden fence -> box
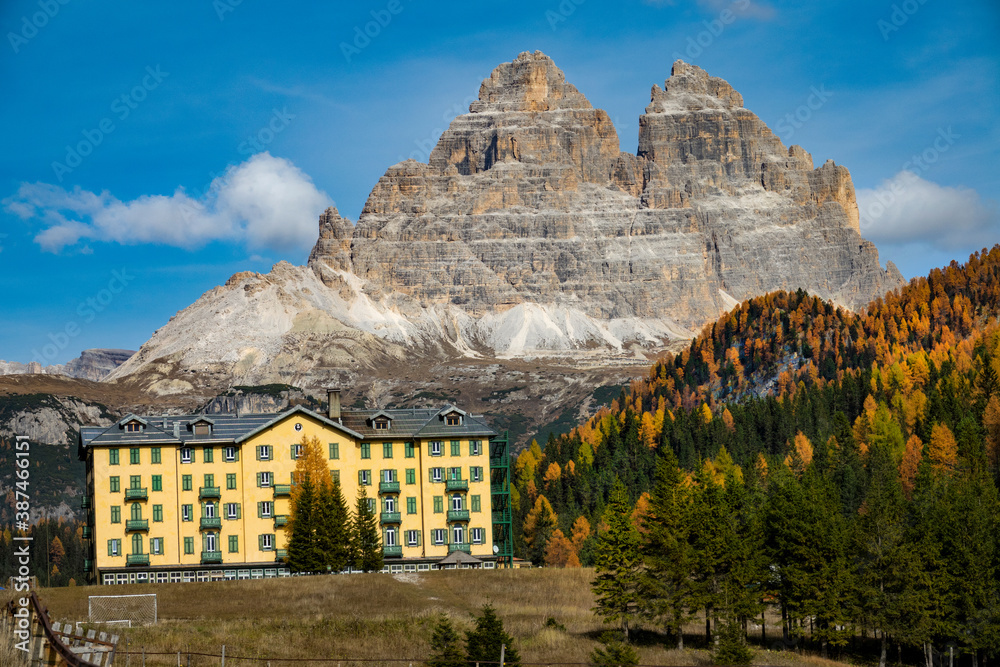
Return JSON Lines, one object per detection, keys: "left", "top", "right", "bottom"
{"left": 2, "top": 591, "right": 119, "bottom": 666}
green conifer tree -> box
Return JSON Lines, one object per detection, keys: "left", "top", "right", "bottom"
{"left": 426, "top": 614, "right": 466, "bottom": 667}
{"left": 286, "top": 473, "right": 320, "bottom": 572}
{"left": 465, "top": 603, "right": 521, "bottom": 667}
{"left": 315, "top": 478, "right": 351, "bottom": 572}
{"left": 353, "top": 485, "right": 382, "bottom": 572}
{"left": 641, "top": 445, "right": 693, "bottom": 648}
{"left": 592, "top": 477, "right": 642, "bottom": 641}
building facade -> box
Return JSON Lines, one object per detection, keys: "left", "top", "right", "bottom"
{"left": 78, "top": 391, "right": 512, "bottom": 585}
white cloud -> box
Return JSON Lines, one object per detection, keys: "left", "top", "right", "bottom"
{"left": 857, "top": 171, "right": 999, "bottom": 250}
{"left": 3, "top": 153, "right": 333, "bottom": 254}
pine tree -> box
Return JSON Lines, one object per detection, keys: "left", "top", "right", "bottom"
{"left": 353, "top": 485, "right": 382, "bottom": 572}
{"left": 713, "top": 617, "right": 754, "bottom": 665}
{"left": 641, "top": 445, "right": 693, "bottom": 648}
{"left": 592, "top": 477, "right": 642, "bottom": 641}
{"left": 286, "top": 473, "right": 321, "bottom": 572}
{"left": 426, "top": 614, "right": 465, "bottom": 667}
{"left": 589, "top": 639, "right": 639, "bottom": 667}
{"left": 316, "top": 479, "right": 351, "bottom": 572}
{"left": 465, "top": 603, "right": 521, "bottom": 667}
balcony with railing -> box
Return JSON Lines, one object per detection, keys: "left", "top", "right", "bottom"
{"left": 448, "top": 542, "right": 471, "bottom": 554}
{"left": 492, "top": 508, "right": 512, "bottom": 523}
{"left": 124, "top": 487, "right": 148, "bottom": 501}
{"left": 447, "top": 509, "right": 470, "bottom": 522}
{"left": 274, "top": 515, "right": 288, "bottom": 528}
{"left": 378, "top": 480, "right": 400, "bottom": 493}
{"left": 84, "top": 559, "right": 93, "bottom": 571}
{"left": 201, "top": 550, "right": 223, "bottom": 564}
{"left": 82, "top": 526, "right": 92, "bottom": 539}
{"left": 126, "top": 554, "right": 149, "bottom": 566}
{"left": 80, "top": 497, "right": 91, "bottom": 510}
{"left": 199, "top": 486, "right": 221, "bottom": 500}
{"left": 200, "top": 516, "right": 222, "bottom": 530}
{"left": 383, "top": 544, "right": 403, "bottom": 558}
{"left": 276, "top": 549, "right": 287, "bottom": 561}
{"left": 273, "top": 484, "right": 291, "bottom": 498}
{"left": 125, "top": 519, "right": 149, "bottom": 532}
{"left": 445, "top": 479, "right": 468, "bottom": 492}
{"left": 380, "top": 511, "right": 401, "bottom": 524}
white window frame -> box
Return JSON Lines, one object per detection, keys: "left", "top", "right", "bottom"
{"left": 204, "top": 502, "right": 216, "bottom": 518}
{"left": 261, "top": 502, "right": 273, "bottom": 518}
{"left": 360, "top": 470, "right": 371, "bottom": 486}
{"left": 384, "top": 496, "right": 396, "bottom": 513}
{"left": 292, "top": 444, "right": 303, "bottom": 460}
{"left": 471, "top": 528, "right": 484, "bottom": 544}
{"left": 151, "top": 537, "right": 162, "bottom": 555}
{"left": 471, "top": 467, "right": 482, "bottom": 482}
{"left": 452, "top": 526, "right": 464, "bottom": 544}
{"left": 382, "top": 469, "right": 394, "bottom": 483}
{"left": 430, "top": 441, "right": 442, "bottom": 456}
{"left": 431, "top": 467, "right": 443, "bottom": 483}
{"left": 206, "top": 533, "right": 217, "bottom": 552}
{"left": 226, "top": 503, "right": 239, "bottom": 520}
{"left": 451, "top": 495, "right": 463, "bottom": 511}
{"left": 110, "top": 539, "right": 120, "bottom": 556}
{"left": 259, "top": 445, "right": 272, "bottom": 461}
{"left": 432, "top": 529, "right": 446, "bottom": 545}
{"left": 181, "top": 505, "right": 192, "bottom": 522}
{"left": 385, "top": 527, "right": 397, "bottom": 547}
{"left": 180, "top": 448, "right": 192, "bottom": 464}
{"left": 471, "top": 440, "right": 481, "bottom": 455}
{"left": 225, "top": 446, "right": 236, "bottom": 462}
{"left": 260, "top": 472, "right": 272, "bottom": 487}
{"left": 261, "top": 534, "right": 273, "bottom": 550}
{"left": 407, "top": 530, "right": 420, "bottom": 547}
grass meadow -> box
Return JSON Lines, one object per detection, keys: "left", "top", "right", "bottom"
{"left": 1, "top": 568, "right": 852, "bottom": 667}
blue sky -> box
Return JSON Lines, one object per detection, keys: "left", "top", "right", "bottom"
{"left": 1, "top": 0, "right": 998, "bottom": 365}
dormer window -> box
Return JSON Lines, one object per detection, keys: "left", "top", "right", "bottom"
{"left": 187, "top": 417, "right": 214, "bottom": 438}
{"left": 374, "top": 420, "right": 389, "bottom": 431}
{"left": 125, "top": 422, "right": 141, "bottom": 433}
{"left": 446, "top": 414, "right": 461, "bottom": 426}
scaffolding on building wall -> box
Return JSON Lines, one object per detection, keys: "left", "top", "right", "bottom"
{"left": 489, "top": 431, "right": 513, "bottom": 568}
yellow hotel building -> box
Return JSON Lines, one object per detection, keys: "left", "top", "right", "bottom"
{"left": 78, "top": 390, "right": 512, "bottom": 585}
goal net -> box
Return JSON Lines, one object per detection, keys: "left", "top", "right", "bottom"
{"left": 88, "top": 594, "right": 157, "bottom": 626}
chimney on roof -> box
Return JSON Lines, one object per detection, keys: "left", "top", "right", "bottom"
{"left": 328, "top": 388, "right": 341, "bottom": 422}
{"left": 173, "top": 422, "right": 180, "bottom": 438}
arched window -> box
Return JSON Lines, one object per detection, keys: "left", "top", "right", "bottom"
{"left": 130, "top": 503, "right": 142, "bottom": 520}
{"left": 131, "top": 533, "right": 143, "bottom": 555}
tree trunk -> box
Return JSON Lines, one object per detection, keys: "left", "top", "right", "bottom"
{"left": 705, "top": 605, "right": 712, "bottom": 645}
{"left": 782, "top": 604, "right": 789, "bottom": 643}
{"left": 879, "top": 634, "right": 888, "bottom": 667}
{"left": 972, "top": 649, "right": 979, "bottom": 667}
{"left": 761, "top": 609, "right": 766, "bottom": 646}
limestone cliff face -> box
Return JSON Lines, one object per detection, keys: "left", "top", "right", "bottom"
{"left": 311, "top": 52, "right": 899, "bottom": 332}
{"left": 109, "top": 52, "right": 902, "bottom": 389}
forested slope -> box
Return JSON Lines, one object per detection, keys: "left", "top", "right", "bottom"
{"left": 514, "top": 246, "right": 1000, "bottom": 664}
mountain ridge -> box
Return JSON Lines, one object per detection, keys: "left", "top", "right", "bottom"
{"left": 107, "top": 51, "right": 902, "bottom": 396}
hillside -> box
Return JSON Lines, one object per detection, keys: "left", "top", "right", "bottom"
{"left": 510, "top": 246, "right": 1000, "bottom": 662}
{"left": 7, "top": 569, "right": 860, "bottom": 666}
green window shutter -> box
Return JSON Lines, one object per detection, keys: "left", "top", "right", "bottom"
{"left": 290, "top": 444, "right": 296, "bottom": 460}
{"left": 109, "top": 448, "right": 119, "bottom": 465}
{"left": 358, "top": 470, "right": 364, "bottom": 485}
{"left": 257, "top": 472, "right": 262, "bottom": 487}
{"left": 329, "top": 442, "right": 339, "bottom": 460}
{"left": 428, "top": 469, "right": 433, "bottom": 483}
{"left": 258, "top": 534, "right": 264, "bottom": 551}
{"left": 236, "top": 503, "right": 242, "bottom": 519}
{"left": 472, "top": 495, "right": 480, "bottom": 512}
{"left": 331, "top": 469, "right": 340, "bottom": 483}
{"left": 234, "top": 448, "right": 240, "bottom": 462}
{"left": 256, "top": 446, "right": 262, "bottom": 461}
{"left": 257, "top": 502, "right": 263, "bottom": 518}
{"left": 151, "top": 447, "right": 161, "bottom": 464}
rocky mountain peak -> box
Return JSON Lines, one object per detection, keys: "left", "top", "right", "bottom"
{"left": 110, "top": 52, "right": 904, "bottom": 395}
{"left": 469, "top": 50, "right": 592, "bottom": 114}
{"left": 647, "top": 60, "right": 745, "bottom": 113}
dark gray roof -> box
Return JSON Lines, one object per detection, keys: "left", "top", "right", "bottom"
{"left": 79, "top": 404, "right": 495, "bottom": 452}
{"left": 438, "top": 550, "right": 484, "bottom": 565}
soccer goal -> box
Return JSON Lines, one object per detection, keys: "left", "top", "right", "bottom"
{"left": 88, "top": 593, "right": 157, "bottom": 626}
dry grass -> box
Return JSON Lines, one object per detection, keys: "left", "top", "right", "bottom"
{"left": 0, "top": 570, "right": 852, "bottom": 667}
